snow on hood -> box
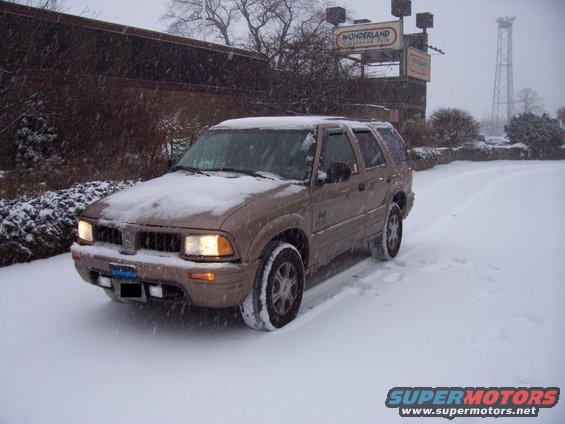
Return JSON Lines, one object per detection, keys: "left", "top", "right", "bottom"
{"left": 95, "top": 172, "right": 290, "bottom": 224}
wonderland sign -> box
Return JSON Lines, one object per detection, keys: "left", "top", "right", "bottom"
{"left": 333, "top": 20, "right": 401, "bottom": 53}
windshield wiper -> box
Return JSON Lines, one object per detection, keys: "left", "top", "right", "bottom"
{"left": 206, "top": 167, "right": 275, "bottom": 180}
{"left": 168, "top": 165, "right": 208, "bottom": 176}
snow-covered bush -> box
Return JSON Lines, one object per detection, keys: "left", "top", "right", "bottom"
{"left": 0, "top": 180, "right": 135, "bottom": 266}
{"left": 158, "top": 112, "right": 186, "bottom": 163}
{"left": 400, "top": 115, "right": 435, "bottom": 147}
{"left": 462, "top": 141, "right": 495, "bottom": 153}
{"left": 505, "top": 113, "right": 564, "bottom": 158}
{"left": 429, "top": 108, "right": 480, "bottom": 147}
{"left": 409, "top": 142, "right": 532, "bottom": 171}
{"left": 14, "top": 94, "right": 63, "bottom": 171}
{"left": 410, "top": 147, "right": 443, "bottom": 161}
{"left": 166, "top": 137, "right": 190, "bottom": 163}
{"left": 158, "top": 113, "right": 208, "bottom": 164}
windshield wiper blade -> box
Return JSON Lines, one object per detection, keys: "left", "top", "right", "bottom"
{"left": 169, "top": 165, "right": 208, "bottom": 176}
{"left": 206, "top": 167, "right": 274, "bottom": 180}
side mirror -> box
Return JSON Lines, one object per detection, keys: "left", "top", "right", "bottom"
{"left": 325, "top": 161, "right": 352, "bottom": 184}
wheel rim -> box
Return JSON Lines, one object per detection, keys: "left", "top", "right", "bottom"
{"left": 271, "top": 261, "right": 298, "bottom": 316}
{"left": 387, "top": 214, "right": 400, "bottom": 252}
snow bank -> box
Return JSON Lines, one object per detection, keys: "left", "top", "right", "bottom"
{"left": 0, "top": 180, "right": 135, "bottom": 266}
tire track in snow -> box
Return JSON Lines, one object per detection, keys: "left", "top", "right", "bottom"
{"left": 403, "top": 165, "right": 565, "bottom": 256}
{"left": 414, "top": 162, "right": 565, "bottom": 202}
{"left": 284, "top": 163, "right": 565, "bottom": 332}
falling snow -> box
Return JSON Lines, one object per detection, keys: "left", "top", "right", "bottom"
{"left": 1, "top": 161, "right": 564, "bottom": 424}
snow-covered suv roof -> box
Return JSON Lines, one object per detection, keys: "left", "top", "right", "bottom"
{"left": 212, "top": 116, "right": 393, "bottom": 131}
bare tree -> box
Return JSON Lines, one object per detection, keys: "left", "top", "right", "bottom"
{"left": 162, "top": 0, "right": 236, "bottom": 46}
{"left": 163, "top": 0, "right": 328, "bottom": 66}
{"left": 163, "top": 0, "right": 363, "bottom": 115}
{"left": 3, "top": 0, "right": 67, "bottom": 12}
{"left": 516, "top": 87, "right": 544, "bottom": 115}
{"left": 245, "top": 24, "right": 360, "bottom": 115}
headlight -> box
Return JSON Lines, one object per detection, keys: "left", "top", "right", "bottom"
{"left": 184, "top": 235, "right": 234, "bottom": 257}
{"left": 78, "top": 220, "right": 93, "bottom": 242}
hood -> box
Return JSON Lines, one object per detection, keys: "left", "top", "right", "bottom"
{"left": 83, "top": 172, "right": 298, "bottom": 229}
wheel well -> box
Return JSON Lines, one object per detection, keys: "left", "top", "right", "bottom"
{"left": 392, "top": 192, "right": 406, "bottom": 213}
{"left": 270, "top": 228, "right": 309, "bottom": 268}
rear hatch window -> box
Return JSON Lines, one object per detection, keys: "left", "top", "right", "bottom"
{"left": 375, "top": 127, "right": 408, "bottom": 165}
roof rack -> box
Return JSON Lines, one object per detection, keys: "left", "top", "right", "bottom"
{"left": 326, "top": 116, "right": 386, "bottom": 123}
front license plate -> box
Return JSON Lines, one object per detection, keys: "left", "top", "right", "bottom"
{"left": 109, "top": 263, "right": 137, "bottom": 280}
{"left": 120, "top": 283, "right": 143, "bottom": 298}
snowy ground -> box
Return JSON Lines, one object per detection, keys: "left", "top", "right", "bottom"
{"left": 1, "top": 161, "right": 564, "bottom": 424}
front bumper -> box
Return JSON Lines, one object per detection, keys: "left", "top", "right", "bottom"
{"left": 70, "top": 243, "right": 258, "bottom": 308}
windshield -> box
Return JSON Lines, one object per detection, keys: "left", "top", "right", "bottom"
{"left": 176, "top": 129, "right": 316, "bottom": 181}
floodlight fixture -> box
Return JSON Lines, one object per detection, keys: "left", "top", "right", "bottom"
{"left": 391, "top": 0, "right": 411, "bottom": 18}
{"left": 326, "top": 7, "right": 346, "bottom": 26}
{"left": 416, "top": 12, "right": 433, "bottom": 30}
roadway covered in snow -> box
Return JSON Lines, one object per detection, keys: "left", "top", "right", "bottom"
{"left": 1, "top": 161, "right": 564, "bottom": 423}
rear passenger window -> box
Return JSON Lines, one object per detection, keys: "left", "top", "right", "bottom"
{"left": 376, "top": 127, "right": 408, "bottom": 164}
{"left": 354, "top": 131, "right": 386, "bottom": 169}
{"left": 320, "top": 132, "right": 359, "bottom": 174}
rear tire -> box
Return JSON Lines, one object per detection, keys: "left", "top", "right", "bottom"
{"left": 369, "top": 202, "right": 403, "bottom": 261}
{"left": 240, "top": 242, "right": 304, "bottom": 331}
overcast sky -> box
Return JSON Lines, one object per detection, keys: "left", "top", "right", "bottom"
{"left": 60, "top": 0, "right": 565, "bottom": 118}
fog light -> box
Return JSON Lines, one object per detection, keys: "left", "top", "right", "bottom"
{"left": 187, "top": 272, "right": 216, "bottom": 282}
{"left": 148, "top": 284, "right": 163, "bottom": 298}
{"left": 98, "top": 276, "right": 112, "bottom": 288}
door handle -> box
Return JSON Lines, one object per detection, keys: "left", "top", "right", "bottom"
{"left": 358, "top": 183, "right": 366, "bottom": 191}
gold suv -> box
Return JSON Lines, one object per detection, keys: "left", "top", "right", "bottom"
{"left": 72, "top": 116, "right": 414, "bottom": 330}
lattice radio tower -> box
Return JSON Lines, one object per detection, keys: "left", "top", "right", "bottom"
{"left": 491, "top": 17, "right": 515, "bottom": 131}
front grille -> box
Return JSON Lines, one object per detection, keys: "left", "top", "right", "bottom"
{"left": 94, "top": 225, "right": 122, "bottom": 245}
{"left": 140, "top": 231, "right": 181, "bottom": 252}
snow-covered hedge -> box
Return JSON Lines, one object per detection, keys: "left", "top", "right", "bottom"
{"left": 410, "top": 147, "right": 444, "bottom": 161}
{"left": 0, "top": 180, "right": 135, "bottom": 267}
{"left": 409, "top": 143, "right": 533, "bottom": 171}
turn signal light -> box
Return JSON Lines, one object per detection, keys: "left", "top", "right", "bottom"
{"left": 72, "top": 252, "right": 81, "bottom": 261}
{"left": 187, "top": 272, "right": 216, "bottom": 282}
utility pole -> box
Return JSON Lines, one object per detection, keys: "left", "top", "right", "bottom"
{"left": 491, "top": 17, "right": 515, "bottom": 134}
{"left": 391, "top": 0, "right": 411, "bottom": 77}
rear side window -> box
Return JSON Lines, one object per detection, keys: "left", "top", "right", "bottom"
{"left": 320, "top": 132, "right": 359, "bottom": 173}
{"left": 376, "top": 127, "right": 408, "bottom": 164}
{"left": 354, "top": 131, "right": 386, "bottom": 169}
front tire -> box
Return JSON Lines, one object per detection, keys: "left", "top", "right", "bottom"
{"left": 369, "top": 202, "right": 403, "bottom": 261}
{"left": 240, "top": 242, "right": 304, "bottom": 331}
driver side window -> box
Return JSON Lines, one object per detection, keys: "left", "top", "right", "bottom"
{"left": 320, "top": 132, "right": 358, "bottom": 174}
